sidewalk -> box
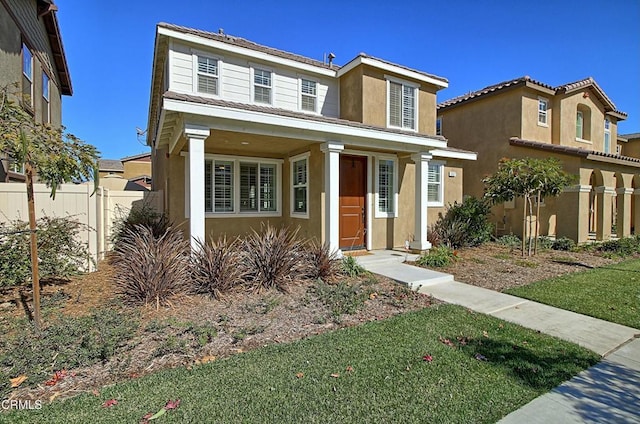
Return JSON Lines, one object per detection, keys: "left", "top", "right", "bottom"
{"left": 357, "top": 250, "right": 640, "bottom": 423}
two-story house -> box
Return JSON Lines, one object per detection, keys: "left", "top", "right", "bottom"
{"left": 147, "top": 23, "right": 477, "bottom": 253}
{"left": 438, "top": 76, "right": 634, "bottom": 243}
{"left": 0, "top": 0, "right": 72, "bottom": 182}
{"left": 99, "top": 152, "right": 152, "bottom": 190}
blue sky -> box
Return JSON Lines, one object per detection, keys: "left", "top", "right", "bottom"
{"left": 55, "top": 0, "right": 639, "bottom": 160}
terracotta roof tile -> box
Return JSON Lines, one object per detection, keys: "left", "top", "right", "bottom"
{"left": 510, "top": 137, "right": 640, "bottom": 165}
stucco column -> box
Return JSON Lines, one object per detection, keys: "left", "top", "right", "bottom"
{"left": 185, "top": 125, "right": 209, "bottom": 250}
{"left": 634, "top": 189, "right": 640, "bottom": 236}
{"left": 410, "top": 153, "right": 432, "bottom": 251}
{"left": 557, "top": 184, "right": 591, "bottom": 244}
{"left": 320, "top": 142, "right": 344, "bottom": 255}
{"left": 616, "top": 187, "right": 633, "bottom": 238}
{"left": 595, "top": 186, "right": 615, "bottom": 241}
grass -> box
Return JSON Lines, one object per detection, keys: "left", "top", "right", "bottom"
{"left": 505, "top": 259, "right": 640, "bottom": 329}
{"left": 1, "top": 305, "right": 599, "bottom": 424}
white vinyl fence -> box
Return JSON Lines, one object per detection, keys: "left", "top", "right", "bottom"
{"left": 0, "top": 183, "right": 162, "bottom": 271}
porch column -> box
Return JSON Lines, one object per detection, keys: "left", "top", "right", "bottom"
{"left": 320, "top": 142, "right": 344, "bottom": 254}
{"left": 410, "top": 152, "right": 432, "bottom": 251}
{"left": 557, "top": 184, "right": 591, "bottom": 243}
{"left": 634, "top": 189, "right": 640, "bottom": 235}
{"left": 185, "top": 125, "right": 209, "bottom": 250}
{"left": 595, "top": 186, "right": 614, "bottom": 241}
{"left": 617, "top": 187, "right": 633, "bottom": 238}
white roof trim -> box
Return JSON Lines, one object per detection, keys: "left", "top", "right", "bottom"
{"left": 162, "top": 98, "right": 448, "bottom": 149}
{"left": 429, "top": 149, "right": 477, "bottom": 161}
{"left": 158, "top": 27, "right": 336, "bottom": 77}
{"left": 337, "top": 56, "right": 448, "bottom": 89}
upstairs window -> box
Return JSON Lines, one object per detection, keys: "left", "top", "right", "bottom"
{"left": 604, "top": 118, "right": 611, "bottom": 153}
{"left": 22, "top": 44, "right": 33, "bottom": 108}
{"left": 576, "top": 104, "right": 591, "bottom": 141}
{"left": 388, "top": 79, "right": 417, "bottom": 130}
{"left": 253, "top": 69, "right": 272, "bottom": 104}
{"left": 576, "top": 111, "right": 583, "bottom": 139}
{"left": 300, "top": 79, "right": 317, "bottom": 112}
{"left": 436, "top": 117, "right": 442, "bottom": 136}
{"left": 197, "top": 56, "right": 218, "bottom": 95}
{"left": 538, "top": 98, "right": 548, "bottom": 125}
{"left": 427, "top": 163, "right": 443, "bottom": 205}
{"left": 42, "top": 73, "right": 50, "bottom": 124}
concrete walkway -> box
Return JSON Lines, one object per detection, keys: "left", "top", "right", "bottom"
{"left": 357, "top": 250, "right": 640, "bottom": 423}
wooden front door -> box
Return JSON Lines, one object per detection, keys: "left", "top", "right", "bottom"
{"left": 339, "top": 155, "right": 367, "bottom": 250}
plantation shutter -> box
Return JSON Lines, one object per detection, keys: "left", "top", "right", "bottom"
{"left": 389, "top": 82, "right": 402, "bottom": 127}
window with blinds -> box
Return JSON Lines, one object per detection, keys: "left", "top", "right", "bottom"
{"left": 292, "top": 158, "right": 308, "bottom": 214}
{"left": 213, "top": 161, "right": 234, "bottom": 212}
{"left": 388, "top": 81, "right": 416, "bottom": 130}
{"left": 427, "top": 163, "right": 442, "bottom": 204}
{"left": 378, "top": 160, "right": 394, "bottom": 213}
{"left": 22, "top": 44, "right": 33, "bottom": 108}
{"left": 42, "top": 73, "right": 50, "bottom": 124}
{"left": 254, "top": 69, "right": 272, "bottom": 104}
{"left": 197, "top": 56, "right": 218, "bottom": 95}
{"left": 301, "top": 79, "right": 317, "bottom": 112}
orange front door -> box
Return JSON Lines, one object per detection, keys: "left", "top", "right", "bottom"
{"left": 339, "top": 155, "right": 366, "bottom": 250}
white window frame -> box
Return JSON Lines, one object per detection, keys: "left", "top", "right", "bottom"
{"left": 251, "top": 65, "right": 274, "bottom": 105}
{"left": 299, "top": 77, "right": 318, "bottom": 113}
{"left": 436, "top": 117, "right": 442, "bottom": 136}
{"left": 538, "top": 97, "right": 549, "bottom": 126}
{"left": 290, "top": 152, "right": 310, "bottom": 219}
{"left": 385, "top": 75, "right": 419, "bottom": 132}
{"left": 374, "top": 155, "right": 398, "bottom": 218}
{"left": 204, "top": 154, "right": 283, "bottom": 218}
{"left": 576, "top": 110, "right": 584, "bottom": 140}
{"left": 22, "top": 43, "right": 33, "bottom": 108}
{"left": 604, "top": 118, "right": 611, "bottom": 153}
{"left": 42, "top": 72, "right": 50, "bottom": 124}
{"left": 192, "top": 51, "right": 221, "bottom": 97}
{"left": 427, "top": 161, "right": 445, "bottom": 207}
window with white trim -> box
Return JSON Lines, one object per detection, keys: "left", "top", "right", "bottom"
{"left": 291, "top": 154, "right": 309, "bottom": 216}
{"left": 253, "top": 69, "right": 272, "bottom": 104}
{"left": 427, "top": 163, "right": 443, "bottom": 205}
{"left": 210, "top": 160, "right": 234, "bottom": 212}
{"left": 377, "top": 159, "right": 395, "bottom": 215}
{"left": 42, "top": 73, "right": 50, "bottom": 124}
{"left": 538, "top": 98, "right": 548, "bottom": 125}
{"left": 604, "top": 118, "right": 611, "bottom": 153}
{"left": 436, "top": 117, "right": 442, "bottom": 136}
{"left": 576, "top": 110, "right": 584, "bottom": 139}
{"left": 22, "top": 44, "right": 33, "bottom": 107}
{"left": 388, "top": 80, "right": 417, "bottom": 130}
{"left": 197, "top": 55, "right": 218, "bottom": 95}
{"left": 300, "top": 79, "right": 317, "bottom": 112}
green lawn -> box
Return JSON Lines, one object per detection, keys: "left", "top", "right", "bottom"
{"left": 2, "top": 305, "right": 598, "bottom": 424}
{"left": 505, "top": 259, "right": 640, "bottom": 329}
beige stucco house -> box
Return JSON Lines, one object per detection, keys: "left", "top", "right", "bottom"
{"left": 438, "top": 76, "right": 636, "bottom": 243}
{"left": 99, "top": 152, "right": 152, "bottom": 190}
{"left": 147, "top": 23, "right": 476, "bottom": 253}
{"left": 0, "top": 0, "right": 72, "bottom": 182}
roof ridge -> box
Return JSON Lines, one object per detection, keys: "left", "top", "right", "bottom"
{"left": 437, "top": 76, "right": 530, "bottom": 109}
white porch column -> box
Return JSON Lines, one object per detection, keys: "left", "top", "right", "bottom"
{"left": 320, "top": 142, "right": 344, "bottom": 254}
{"left": 410, "top": 152, "right": 432, "bottom": 251}
{"left": 185, "top": 125, "right": 209, "bottom": 250}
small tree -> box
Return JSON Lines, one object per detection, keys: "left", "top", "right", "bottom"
{"left": 0, "top": 84, "right": 98, "bottom": 328}
{"left": 483, "top": 157, "right": 574, "bottom": 256}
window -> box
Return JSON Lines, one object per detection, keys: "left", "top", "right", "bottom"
{"left": 427, "top": 163, "right": 443, "bottom": 205}
{"left": 604, "top": 118, "right": 611, "bottom": 153}
{"left": 300, "top": 79, "right": 317, "bottom": 112}
{"left": 377, "top": 159, "right": 395, "bottom": 215}
{"left": 253, "top": 69, "right": 272, "bottom": 104}
{"left": 538, "top": 98, "right": 548, "bottom": 125}
{"left": 576, "top": 105, "right": 591, "bottom": 141}
{"left": 576, "top": 111, "right": 584, "bottom": 139}
{"left": 291, "top": 154, "right": 309, "bottom": 216}
{"left": 388, "top": 79, "right": 417, "bottom": 130}
{"left": 204, "top": 157, "right": 281, "bottom": 215}
{"left": 22, "top": 44, "right": 33, "bottom": 107}
{"left": 42, "top": 73, "right": 50, "bottom": 124}
{"left": 197, "top": 55, "right": 218, "bottom": 95}
{"left": 436, "top": 117, "right": 442, "bottom": 136}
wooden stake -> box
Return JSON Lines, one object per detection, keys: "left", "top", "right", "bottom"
{"left": 534, "top": 191, "right": 541, "bottom": 255}
{"left": 25, "top": 163, "right": 41, "bottom": 329}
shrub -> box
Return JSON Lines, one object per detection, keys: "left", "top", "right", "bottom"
{"left": 111, "top": 202, "right": 170, "bottom": 250}
{"left": 191, "top": 236, "right": 249, "bottom": 298}
{"left": 497, "top": 234, "right": 521, "bottom": 251}
{"left": 113, "top": 226, "right": 191, "bottom": 308}
{"left": 431, "top": 197, "right": 493, "bottom": 248}
{"left": 416, "top": 246, "right": 457, "bottom": 268}
{"left": 311, "top": 279, "right": 371, "bottom": 317}
{"left": 305, "top": 240, "right": 341, "bottom": 282}
{"left": 596, "top": 236, "right": 640, "bottom": 257}
{"left": 536, "top": 236, "right": 553, "bottom": 250}
{"left": 0, "top": 216, "right": 90, "bottom": 287}
{"left": 341, "top": 255, "right": 366, "bottom": 277}
{"left": 243, "top": 224, "right": 307, "bottom": 292}
{"left": 552, "top": 237, "right": 576, "bottom": 251}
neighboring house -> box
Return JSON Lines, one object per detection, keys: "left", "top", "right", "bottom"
{"left": 147, "top": 23, "right": 477, "bottom": 252}
{"left": 620, "top": 133, "right": 640, "bottom": 158}
{"left": 0, "top": 0, "right": 72, "bottom": 182}
{"left": 98, "top": 152, "right": 152, "bottom": 190}
{"left": 438, "top": 76, "right": 634, "bottom": 243}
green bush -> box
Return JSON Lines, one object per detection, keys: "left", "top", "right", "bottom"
{"left": 416, "top": 246, "right": 457, "bottom": 268}
{"left": 341, "top": 255, "right": 366, "bottom": 277}
{"left": 596, "top": 236, "right": 640, "bottom": 257}
{"left": 431, "top": 197, "right": 493, "bottom": 248}
{"left": 536, "top": 236, "right": 553, "bottom": 250}
{"left": 552, "top": 237, "right": 576, "bottom": 251}
{"left": 497, "top": 234, "right": 521, "bottom": 251}
{"left": 0, "top": 216, "right": 90, "bottom": 287}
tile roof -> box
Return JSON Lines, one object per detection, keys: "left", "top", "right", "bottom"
{"left": 510, "top": 137, "right": 640, "bottom": 166}
{"left": 621, "top": 133, "right": 640, "bottom": 140}
{"left": 163, "top": 91, "right": 446, "bottom": 141}
{"left": 158, "top": 23, "right": 335, "bottom": 70}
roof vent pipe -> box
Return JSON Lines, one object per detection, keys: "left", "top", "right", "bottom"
{"left": 328, "top": 52, "right": 336, "bottom": 68}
